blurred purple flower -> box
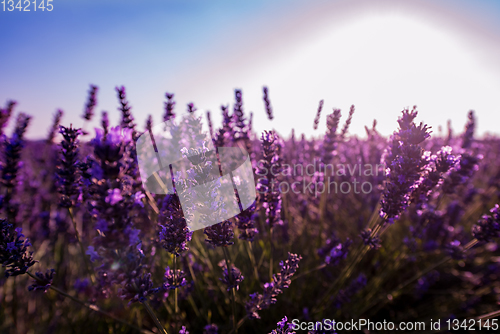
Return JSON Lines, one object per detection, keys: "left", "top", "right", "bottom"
{"left": 270, "top": 316, "right": 296, "bottom": 334}
{"left": 28, "top": 269, "right": 55, "bottom": 292}
{"left": 218, "top": 259, "right": 244, "bottom": 291}
{"left": 0, "top": 219, "right": 35, "bottom": 277}
{"left": 203, "top": 324, "right": 218, "bottom": 334}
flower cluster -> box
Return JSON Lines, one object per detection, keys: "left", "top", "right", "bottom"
{"left": 472, "top": 204, "right": 500, "bottom": 243}
{"left": 0, "top": 219, "right": 35, "bottom": 277}
{"left": 380, "top": 107, "right": 431, "bottom": 223}
{"left": 218, "top": 259, "right": 244, "bottom": 291}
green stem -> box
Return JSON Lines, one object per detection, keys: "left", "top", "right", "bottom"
{"left": 173, "top": 254, "right": 178, "bottom": 314}
{"left": 269, "top": 227, "right": 274, "bottom": 281}
{"left": 246, "top": 242, "right": 260, "bottom": 282}
{"left": 143, "top": 299, "right": 168, "bottom": 334}
{"left": 223, "top": 247, "right": 238, "bottom": 334}
{"left": 27, "top": 272, "right": 151, "bottom": 333}
{"left": 68, "top": 207, "right": 95, "bottom": 284}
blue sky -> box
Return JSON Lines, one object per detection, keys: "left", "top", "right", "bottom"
{"left": 2, "top": 0, "right": 500, "bottom": 140}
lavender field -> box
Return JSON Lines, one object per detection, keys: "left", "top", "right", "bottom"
{"left": 1, "top": 85, "right": 500, "bottom": 334}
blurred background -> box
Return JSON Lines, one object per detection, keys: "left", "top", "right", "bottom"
{"left": 1, "top": 0, "right": 500, "bottom": 139}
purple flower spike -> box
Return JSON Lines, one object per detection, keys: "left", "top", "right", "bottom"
{"left": 246, "top": 253, "right": 302, "bottom": 319}
{"left": 204, "top": 220, "right": 234, "bottom": 248}
{"left": 119, "top": 272, "right": 159, "bottom": 305}
{"left": 158, "top": 194, "right": 192, "bottom": 256}
{"left": 380, "top": 107, "right": 431, "bottom": 223}
{"left": 82, "top": 84, "right": 98, "bottom": 122}
{"left": 57, "top": 125, "right": 82, "bottom": 208}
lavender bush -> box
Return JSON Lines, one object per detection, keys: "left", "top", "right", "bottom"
{"left": 0, "top": 86, "right": 500, "bottom": 334}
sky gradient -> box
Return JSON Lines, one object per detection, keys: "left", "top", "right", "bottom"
{"left": 1, "top": 0, "right": 500, "bottom": 140}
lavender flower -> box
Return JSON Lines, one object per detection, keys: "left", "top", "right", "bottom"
{"left": 56, "top": 125, "right": 82, "bottom": 208}
{"left": 204, "top": 221, "right": 234, "bottom": 248}
{"left": 218, "top": 259, "right": 244, "bottom": 291}
{"left": 215, "top": 105, "right": 234, "bottom": 147}
{"left": 313, "top": 100, "right": 324, "bottom": 130}
{"left": 235, "top": 205, "right": 258, "bottom": 242}
{"left": 158, "top": 194, "right": 192, "bottom": 256}
{"left": 442, "top": 153, "right": 480, "bottom": 194}
{"left": 1, "top": 113, "right": 31, "bottom": 204}
{"left": 411, "top": 146, "right": 456, "bottom": 206}
{"left": 257, "top": 130, "right": 283, "bottom": 228}
{"left": 164, "top": 92, "right": 176, "bottom": 121}
{"left": 461, "top": 110, "right": 475, "bottom": 149}
{"left": 318, "top": 234, "right": 352, "bottom": 266}
{"left": 163, "top": 266, "right": 187, "bottom": 290}
{"left": 263, "top": 86, "right": 274, "bottom": 120}
{"left": 145, "top": 114, "right": 153, "bottom": 134}
{"left": 179, "top": 326, "right": 189, "bottom": 334}
{"left": 233, "top": 89, "right": 248, "bottom": 141}
{"left": 116, "top": 86, "right": 136, "bottom": 135}
{"left": 28, "top": 269, "right": 55, "bottom": 292}
{"left": 1, "top": 219, "right": 36, "bottom": 277}
{"left": 360, "top": 228, "right": 381, "bottom": 250}
{"left": 0, "top": 100, "right": 16, "bottom": 137}
{"left": 270, "top": 316, "right": 296, "bottom": 334}
{"left": 101, "top": 111, "right": 109, "bottom": 137}
{"left": 322, "top": 108, "right": 341, "bottom": 163}
{"left": 82, "top": 84, "right": 98, "bottom": 121}
{"left": 472, "top": 204, "right": 500, "bottom": 243}
{"left": 119, "top": 272, "right": 159, "bottom": 304}
{"left": 380, "top": 107, "right": 431, "bottom": 223}
{"left": 246, "top": 253, "right": 302, "bottom": 319}
{"left": 339, "top": 105, "right": 355, "bottom": 141}
{"left": 0, "top": 113, "right": 31, "bottom": 223}
{"left": 206, "top": 111, "right": 214, "bottom": 141}
{"left": 203, "top": 324, "right": 218, "bottom": 334}
{"left": 46, "top": 109, "right": 64, "bottom": 144}
{"left": 324, "top": 239, "right": 352, "bottom": 265}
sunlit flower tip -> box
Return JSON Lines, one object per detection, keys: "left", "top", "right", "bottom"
{"left": 28, "top": 269, "right": 55, "bottom": 292}
{"left": 105, "top": 188, "right": 123, "bottom": 205}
